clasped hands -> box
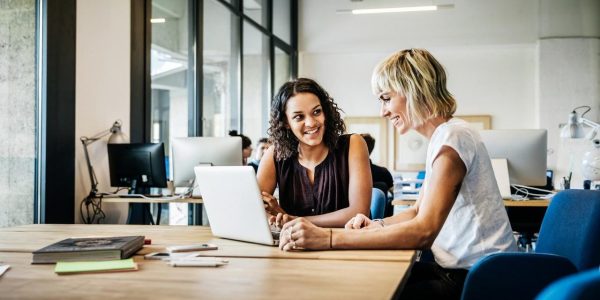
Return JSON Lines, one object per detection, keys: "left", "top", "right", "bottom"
{"left": 261, "top": 192, "right": 383, "bottom": 251}
{"left": 278, "top": 213, "right": 384, "bottom": 251}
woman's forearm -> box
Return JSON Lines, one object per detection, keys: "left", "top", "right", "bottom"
{"left": 305, "top": 205, "right": 369, "bottom": 228}
{"left": 332, "top": 219, "right": 434, "bottom": 250}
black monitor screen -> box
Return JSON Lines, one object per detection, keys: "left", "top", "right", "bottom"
{"left": 107, "top": 143, "right": 167, "bottom": 191}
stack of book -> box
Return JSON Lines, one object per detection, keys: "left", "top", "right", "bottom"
{"left": 32, "top": 236, "right": 145, "bottom": 264}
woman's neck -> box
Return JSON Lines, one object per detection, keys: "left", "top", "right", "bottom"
{"left": 415, "top": 116, "right": 452, "bottom": 139}
{"left": 297, "top": 143, "right": 329, "bottom": 168}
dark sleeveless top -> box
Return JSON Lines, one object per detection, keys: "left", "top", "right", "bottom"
{"left": 274, "top": 134, "right": 352, "bottom": 216}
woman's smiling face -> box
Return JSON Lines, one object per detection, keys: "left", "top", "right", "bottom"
{"left": 285, "top": 92, "right": 326, "bottom": 147}
{"left": 378, "top": 91, "right": 412, "bottom": 135}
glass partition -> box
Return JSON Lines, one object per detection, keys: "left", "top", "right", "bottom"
{"left": 204, "top": 0, "right": 240, "bottom": 137}
{"left": 242, "top": 20, "right": 270, "bottom": 144}
{"left": 273, "top": 0, "right": 291, "bottom": 44}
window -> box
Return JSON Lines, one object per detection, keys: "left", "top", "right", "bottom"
{"left": 242, "top": 20, "right": 270, "bottom": 143}
{"left": 132, "top": 0, "right": 298, "bottom": 224}
{"left": 203, "top": 0, "right": 240, "bottom": 137}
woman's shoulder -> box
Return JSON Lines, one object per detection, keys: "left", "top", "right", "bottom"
{"left": 439, "top": 119, "right": 478, "bottom": 141}
{"left": 333, "top": 133, "right": 353, "bottom": 148}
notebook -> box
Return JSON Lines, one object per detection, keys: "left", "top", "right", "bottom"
{"left": 194, "top": 166, "right": 279, "bottom": 246}
{"left": 54, "top": 258, "right": 138, "bottom": 275}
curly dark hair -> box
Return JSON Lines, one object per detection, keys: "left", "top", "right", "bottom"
{"left": 268, "top": 78, "right": 346, "bottom": 160}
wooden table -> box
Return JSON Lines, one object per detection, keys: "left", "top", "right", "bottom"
{"left": 0, "top": 225, "right": 416, "bottom": 299}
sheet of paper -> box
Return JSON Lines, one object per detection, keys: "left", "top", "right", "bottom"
{"left": 491, "top": 158, "right": 511, "bottom": 198}
{"left": 0, "top": 264, "right": 10, "bottom": 277}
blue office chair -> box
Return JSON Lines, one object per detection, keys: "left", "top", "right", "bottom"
{"left": 461, "top": 190, "right": 600, "bottom": 300}
{"left": 370, "top": 188, "right": 386, "bottom": 220}
{"left": 535, "top": 190, "right": 600, "bottom": 271}
{"left": 536, "top": 268, "right": 600, "bottom": 300}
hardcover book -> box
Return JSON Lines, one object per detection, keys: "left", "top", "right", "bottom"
{"left": 32, "top": 236, "right": 145, "bottom": 264}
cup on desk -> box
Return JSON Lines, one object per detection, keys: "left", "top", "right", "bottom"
{"left": 165, "top": 180, "right": 175, "bottom": 196}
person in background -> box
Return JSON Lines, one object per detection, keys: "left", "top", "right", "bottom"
{"left": 229, "top": 130, "right": 253, "bottom": 166}
{"left": 248, "top": 137, "right": 271, "bottom": 173}
{"left": 277, "top": 49, "right": 517, "bottom": 300}
{"left": 359, "top": 133, "right": 393, "bottom": 192}
{"left": 360, "top": 133, "right": 395, "bottom": 217}
{"left": 257, "top": 78, "right": 372, "bottom": 228}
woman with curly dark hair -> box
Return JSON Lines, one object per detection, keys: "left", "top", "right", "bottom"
{"left": 257, "top": 78, "right": 372, "bottom": 228}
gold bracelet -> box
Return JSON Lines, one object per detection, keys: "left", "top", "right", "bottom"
{"left": 329, "top": 228, "right": 333, "bottom": 249}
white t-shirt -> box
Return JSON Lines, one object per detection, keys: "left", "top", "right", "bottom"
{"left": 425, "top": 118, "right": 517, "bottom": 269}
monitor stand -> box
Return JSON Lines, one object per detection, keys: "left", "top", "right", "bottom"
{"left": 126, "top": 180, "right": 156, "bottom": 225}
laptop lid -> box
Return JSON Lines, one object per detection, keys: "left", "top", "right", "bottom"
{"left": 193, "top": 166, "right": 277, "bottom": 246}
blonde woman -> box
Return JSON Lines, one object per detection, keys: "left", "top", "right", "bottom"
{"left": 278, "top": 49, "right": 517, "bottom": 299}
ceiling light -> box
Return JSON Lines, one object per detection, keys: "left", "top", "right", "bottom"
{"left": 354, "top": 5, "right": 436, "bottom": 14}
{"left": 337, "top": 4, "right": 453, "bottom": 15}
{"left": 150, "top": 18, "right": 166, "bottom": 23}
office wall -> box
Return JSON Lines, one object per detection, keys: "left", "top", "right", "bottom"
{"left": 0, "top": 0, "right": 36, "bottom": 227}
{"left": 538, "top": 0, "right": 600, "bottom": 187}
{"left": 75, "top": 0, "right": 130, "bottom": 223}
{"left": 300, "top": 45, "right": 537, "bottom": 129}
{"left": 298, "top": 0, "right": 600, "bottom": 176}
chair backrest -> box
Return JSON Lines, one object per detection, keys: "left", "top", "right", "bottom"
{"left": 536, "top": 190, "right": 600, "bottom": 271}
{"left": 536, "top": 269, "right": 600, "bottom": 300}
{"left": 370, "top": 188, "right": 386, "bottom": 220}
{"left": 461, "top": 253, "right": 577, "bottom": 300}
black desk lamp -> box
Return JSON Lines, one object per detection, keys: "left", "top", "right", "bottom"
{"left": 80, "top": 120, "right": 128, "bottom": 223}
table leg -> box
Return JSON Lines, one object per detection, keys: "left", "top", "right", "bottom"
{"left": 126, "top": 203, "right": 154, "bottom": 225}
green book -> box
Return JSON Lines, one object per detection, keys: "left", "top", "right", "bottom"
{"left": 54, "top": 258, "right": 138, "bottom": 275}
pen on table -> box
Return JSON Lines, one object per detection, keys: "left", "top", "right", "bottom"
{"left": 168, "top": 260, "right": 228, "bottom": 267}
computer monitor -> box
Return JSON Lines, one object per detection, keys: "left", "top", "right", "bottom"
{"left": 171, "top": 137, "right": 243, "bottom": 187}
{"left": 107, "top": 143, "right": 168, "bottom": 193}
{"left": 479, "top": 129, "right": 547, "bottom": 186}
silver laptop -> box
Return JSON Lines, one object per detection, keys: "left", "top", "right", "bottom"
{"left": 194, "top": 166, "right": 279, "bottom": 246}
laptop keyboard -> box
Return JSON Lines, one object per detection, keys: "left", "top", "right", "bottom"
{"left": 271, "top": 229, "right": 281, "bottom": 241}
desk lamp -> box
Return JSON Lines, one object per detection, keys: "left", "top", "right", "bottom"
{"left": 560, "top": 106, "right": 600, "bottom": 183}
{"left": 80, "top": 120, "right": 128, "bottom": 223}
{"left": 560, "top": 106, "right": 599, "bottom": 140}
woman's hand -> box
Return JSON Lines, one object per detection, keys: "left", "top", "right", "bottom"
{"left": 279, "top": 218, "right": 331, "bottom": 251}
{"left": 262, "top": 191, "right": 286, "bottom": 216}
{"left": 344, "top": 213, "right": 378, "bottom": 229}
{"left": 269, "top": 213, "right": 296, "bottom": 229}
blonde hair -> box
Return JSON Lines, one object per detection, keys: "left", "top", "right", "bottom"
{"left": 371, "top": 49, "right": 456, "bottom": 127}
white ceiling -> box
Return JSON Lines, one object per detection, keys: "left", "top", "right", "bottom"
{"left": 299, "top": 0, "right": 539, "bottom": 53}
